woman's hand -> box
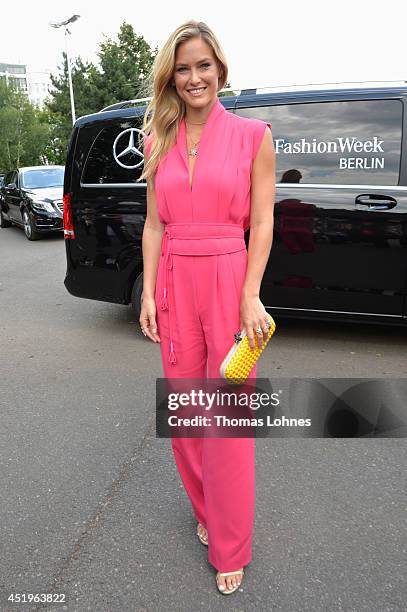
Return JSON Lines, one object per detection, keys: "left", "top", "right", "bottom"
{"left": 139, "top": 295, "right": 161, "bottom": 343}
{"left": 240, "top": 292, "right": 270, "bottom": 350}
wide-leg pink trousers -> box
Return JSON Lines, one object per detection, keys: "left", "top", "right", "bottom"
{"left": 155, "top": 224, "right": 256, "bottom": 572}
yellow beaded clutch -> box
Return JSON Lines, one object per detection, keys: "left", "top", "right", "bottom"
{"left": 219, "top": 314, "right": 276, "bottom": 385}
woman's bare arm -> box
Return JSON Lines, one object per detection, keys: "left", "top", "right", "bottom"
{"left": 139, "top": 148, "right": 165, "bottom": 343}
{"left": 239, "top": 125, "right": 276, "bottom": 348}
{"left": 142, "top": 164, "right": 165, "bottom": 301}
{"left": 242, "top": 126, "right": 276, "bottom": 298}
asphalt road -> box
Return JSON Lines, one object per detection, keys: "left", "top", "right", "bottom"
{"left": 1, "top": 224, "right": 406, "bottom": 612}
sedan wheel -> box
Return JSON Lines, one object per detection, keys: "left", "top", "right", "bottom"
{"left": 23, "top": 210, "right": 41, "bottom": 241}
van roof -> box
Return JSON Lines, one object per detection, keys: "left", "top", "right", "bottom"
{"left": 73, "top": 80, "right": 407, "bottom": 127}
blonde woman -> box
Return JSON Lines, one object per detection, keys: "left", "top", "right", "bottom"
{"left": 138, "top": 20, "right": 275, "bottom": 595}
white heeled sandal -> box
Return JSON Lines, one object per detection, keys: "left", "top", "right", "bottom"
{"left": 216, "top": 568, "right": 244, "bottom": 595}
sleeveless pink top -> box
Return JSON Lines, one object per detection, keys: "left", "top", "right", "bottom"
{"left": 144, "top": 97, "right": 271, "bottom": 232}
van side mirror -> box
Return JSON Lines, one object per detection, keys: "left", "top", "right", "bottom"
{"left": 6, "top": 182, "right": 17, "bottom": 190}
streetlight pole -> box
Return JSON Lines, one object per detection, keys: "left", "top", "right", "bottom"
{"left": 50, "top": 14, "right": 80, "bottom": 126}
{"left": 64, "top": 27, "right": 76, "bottom": 124}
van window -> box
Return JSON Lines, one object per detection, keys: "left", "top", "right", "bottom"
{"left": 81, "top": 123, "right": 145, "bottom": 186}
{"left": 237, "top": 99, "right": 402, "bottom": 186}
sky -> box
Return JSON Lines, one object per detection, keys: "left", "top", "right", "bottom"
{"left": 1, "top": 0, "right": 406, "bottom": 91}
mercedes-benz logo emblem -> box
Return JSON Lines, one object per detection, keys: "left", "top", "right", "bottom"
{"left": 113, "top": 128, "right": 144, "bottom": 169}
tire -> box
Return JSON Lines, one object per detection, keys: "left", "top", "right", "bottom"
{"left": 22, "top": 209, "right": 41, "bottom": 241}
{"left": 130, "top": 272, "right": 144, "bottom": 321}
{"left": 0, "top": 208, "right": 12, "bottom": 228}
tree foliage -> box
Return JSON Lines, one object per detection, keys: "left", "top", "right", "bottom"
{"left": 0, "top": 79, "right": 50, "bottom": 170}
{"left": 93, "top": 22, "right": 158, "bottom": 108}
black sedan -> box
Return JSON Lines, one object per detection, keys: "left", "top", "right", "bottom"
{"left": 0, "top": 166, "right": 65, "bottom": 240}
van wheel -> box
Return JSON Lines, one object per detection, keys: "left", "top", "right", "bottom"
{"left": 23, "top": 210, "right": 41, "bottom": 241}
{"left": 0, "top": 208, "right": 12, "bottom": 228}
{"left": 131, "top": 273, "right": 144, "bottom": 320}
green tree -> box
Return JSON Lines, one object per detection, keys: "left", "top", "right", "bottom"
{"left": 0, "top": 79, "right": 50, "bottom": 171}
{"left": 92, "top": 21, "right": 158, "bottom": 108}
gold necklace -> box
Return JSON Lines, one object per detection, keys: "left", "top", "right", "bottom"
{"left": 185, "top": 118, "right": 206, "bottom": 157}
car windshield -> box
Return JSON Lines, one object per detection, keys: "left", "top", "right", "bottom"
{"left": 22, "top": 168, "right": 64, "bottom": 189}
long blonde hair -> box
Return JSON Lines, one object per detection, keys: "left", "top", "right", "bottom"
{"left": 137, "top": 20, "right": 229, "bottom": 190}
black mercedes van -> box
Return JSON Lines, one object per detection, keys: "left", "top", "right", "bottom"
{"left": 63, "top": 83, "right": 407, "bottom": 325}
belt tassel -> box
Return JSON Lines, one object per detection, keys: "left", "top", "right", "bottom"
{"left": 161, "top": 239, "right": 176, "bottom": 364}
{"left": 168, "top": 341, "right": 177, "bottom": 365}
{"left": 160, "top": 288, "right": 168, "bottom": 310}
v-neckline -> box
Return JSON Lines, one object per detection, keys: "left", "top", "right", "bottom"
{"left": 178, "top": 97, "right": 224, "bottom": 193}
{"left": 185, "top": 120, "right": 202, "bottom": 192}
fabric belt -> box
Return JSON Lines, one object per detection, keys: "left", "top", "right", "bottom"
{"left": 158, "top": 222, "right": 246, "bottom": 365}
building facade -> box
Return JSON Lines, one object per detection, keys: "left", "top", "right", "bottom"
{"left": 0, "top": 62, "right": 52, "bottom": 107}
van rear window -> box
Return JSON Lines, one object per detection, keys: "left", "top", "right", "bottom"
{"left": 81, "top": 123, "right": 146, "bottom": 186}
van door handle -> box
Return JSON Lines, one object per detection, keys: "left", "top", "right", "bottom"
{"left": 355, "top": 194, "right": 397, "bottom": 210}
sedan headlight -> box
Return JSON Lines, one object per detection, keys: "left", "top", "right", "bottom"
{"left": 31, "top": 200, "right": 55, "bottom": 213}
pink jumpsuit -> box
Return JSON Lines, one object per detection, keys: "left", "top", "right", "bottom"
{"left": 147, "top": 98, "right": 271, "bottom": 572}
